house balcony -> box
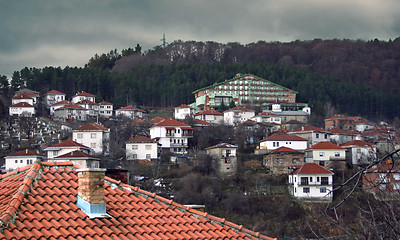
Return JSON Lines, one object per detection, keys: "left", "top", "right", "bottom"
{"left": 298, "top": 182, "right": 332, "bottom": 186}
{"left": 166, "top": 133, "right": 175, "bottom": 137}
{"left": 182, "top": 132, "right": 193, "bottom": 137}
{"left": 170, "top": 143, "right": 188, "bottom": 147}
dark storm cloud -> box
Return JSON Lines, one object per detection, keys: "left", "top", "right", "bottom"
{"left": 1, "top": 0, "right": 399, "bottom": 77}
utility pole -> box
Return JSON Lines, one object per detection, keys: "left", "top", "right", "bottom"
{"left": 161, "top": 34, "right": 167, "bottom": 48}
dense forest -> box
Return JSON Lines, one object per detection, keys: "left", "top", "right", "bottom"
{"left": 1, "top": 38, "right": 400, "bottom": 121}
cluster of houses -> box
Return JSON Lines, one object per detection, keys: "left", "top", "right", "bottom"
{"left": 4, "top": 73, "right": 400, "bottom": 203}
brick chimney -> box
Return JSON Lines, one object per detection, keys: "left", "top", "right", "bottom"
{"left": 76, "top": 168, "right": 109, "bottom": 218}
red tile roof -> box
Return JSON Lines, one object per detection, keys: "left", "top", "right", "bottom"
{"left": 151, "top": 118, "right": 191, "bottom": 128}
{"left": 44, "top": 90, "right": 65, "bottom": 95}
{"left": 72, "top": 91, "right": 96, "bottom": 98}
{"left": 190, "top": 119, "right": 211, "bottom": 126}
{"left": 175, "top": 104, "right": 191, "bottom": 108}
{"left": 9, "top": 102, "right": 34, "bottom": 108}
{"left": 51, "top": 100, "right": 70, "bottom": 106}
{"left": 74, "top": 122, "right": 109, "bottom": 131}
{"left": 292, "top": 163, "right": 334, "bottom": 175}
{"left": 260, "top": 134, "right": 307, "bottom": 142}
{"left": 224, "top": 106, "right": 254, "bottom": 113}
{"left": 60, "top": 103, "right": 86, "bottom": 110}
{"left": 150, "top": 117, "right": 165, "bottom": 124}
{"left": 76, "top": 99, "right": 98, "bottom": 105}
{"left": 54, "top": 150, "right": 98, "bottom": 160}
{"left": 270, "top": 147, "right": 301, "bottom": 154}
{"left": 99, "top": 100, "right": 113, "bottom": 105}
{"left": 328, "top": 128, "right": 355, "bottom": 135}
{"left": 12, "top": 93, "right": 34, "bottom": 100}
{"left": 116, "top": 105, "right": 144, "bottom": 112}
{"left": 127, "top": 135, "right": 156, "bottom": 143}
{"left": 130, "top": 119, "right": 146, "bottom": 125}
{"left": 6, "top": 149, "right": 44, "bottom": 157}
{"left": 255, "top": 112, "right": 279, "bottom": 117}
{"left": 195, "top": 110, "right": 223, "bottom": 116}
{"left": 291, "top": 125, "right": 326, "bottom": 132}
{"left": 0, "top": 162, "right": 276, "bottom": 240}
{"left": 340, "top": 140, "right": 373, "bottom": 147}
{"left": 45, "top": 138, "right": 90, "bottom": 149}
{"left": 307, "top": 141, "right": 344, "bottom": 150}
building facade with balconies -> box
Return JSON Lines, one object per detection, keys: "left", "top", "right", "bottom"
{"left": 288, "top": 163, "right": 334, "bottom": 202}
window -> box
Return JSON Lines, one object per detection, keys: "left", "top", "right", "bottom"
{"left": 309, "top": 177, "right": 313, "bottom": 182}
{"left": 132, "top": 154, "right": 137, "bottom": 159}
{"left": 91, "top": 143, "right": 96, "bottom": 148}
{"left": 276, "top": 158, "right": 284, "bottom": 164}
{"left": 20, "top": 160, "right": 23, "bottom": 163}
{"left": 146, "top": 154, "right": 151, "bottom": 159}
{"left": 145, "top": 145, "right": 152, "bottom": 150}
{"left": 91, "top": 133, "right": 96, "bottom": 139}
{"left": 224, "top": 158, "right": 231, "bottom": 164}
{"left": 317, "top": 177, "right": 320, "bottom": 182}
{"left": 319, "top": 161, "right": 325, "bottom": 166}
{"left": 357, "top": 148, "right": 361, "bottom": 153}
{"left": 320, "top": 187, "right": 327, "bottom": 193}
{"left": 335, "top": 152, "right": 340, "bottom": 157}
{"left": 15, "top": 160, "right": 18, "bottom": 163}
{"left": 276, "top": 142, "right": 279, "bottom": 147}
{"left": 292, "top": 158, "right": 301, "bottom": 164}
{"left": 132, "top": 145, "right": 138, "bottom": 150}
{"left": 316, "top": 133, "right": 319, "bottom": 138}
{"left": 303, "top": 187, "right": 310, "bottom": 193}
{"left": 324, "top": 134, "right": 328, "bottom": 139}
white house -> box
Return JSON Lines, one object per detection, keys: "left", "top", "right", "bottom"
{"left": 4, "top": 149, "right": 44, "bottom": 172}
{"left": 43, "top": 137, "right": 92, "bottom": 160}
{"left": 194, "top": 110, "right": 224, "bottom": 124}
{"left": 259, "top": 133, "right": 308, "bottom": 151}
{"left": 252, "top": 112, "right": 281, "bottom": 124}
{"left": 224, "top": 106, "right": 255, "bottom": 125}
{"left": 126, "top": 135, "right": 160, "bottom": 160}
{"left": 43, "top": 90, "right": 66, "bottom": 107}
{"left": 72, "top": 122, "right": 110, "bottom": 155}
{"left": 53, "top": 102, "right": 87, "bottom": 121}
{"left": 50, "top": 100, "right": 70, "bottom": 115}
{"left": 353, "top": 119, "right": 375, "bottom": 133}
{"left": 288, "top": 163, "right": 334, "bottom": 202}
{"left": 340, "top": 140, "right": 377, "bottom": 166}
{"left": 9, "top": 102, "right": 35, "bottom": 116}
{"left": 98, "top": 101, "right": 113, "bottom": 117}
{"left": 174, "top": 104, "right": 193, "bottom": 120}
{"left": 149, "top": 118, "right": 193, "bottom": 154}
{"left": 76, "top": 99, "right": 99, "bottom": 117}
{"left": 115, "top": 105, "right": 145, "bottom": 119}
{"left": 305, "top": 141, "right": 346, "bottom": 168}
{"left": 11, "top": 93, "right": 35, "bottom": 105}
{"left": 71, "top": 91, "right": 96, "bottom": 103}
{"left": 288, "top": 125, "right": 331, "bottom": 147}
{"left": 53, "top": 150, "right": 100, "bottom": 168}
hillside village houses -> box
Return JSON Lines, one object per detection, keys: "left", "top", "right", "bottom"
{"left": 43, "top": 90, "right": 66, "bottom": 107}
{"left": 115, "top": 105, "right": 145, "bottom": 119}
{"left": 305, "top": 141, "right": 346, "bottom": 169}
{"left": 9, "top": 102, "right": 35, "bottom": 116}
{"left": 258, "top": 133, "right": 308, "bottom": 152}
{"left": 43, "top": 137, "right": 92, "bottom": 160}
{"left": 174, "top": 104, "right": 194, "bottom": 120}
{"left": 72, "top": 122, "right": 110, "bottom": 155}
{"left": 126, "top": 135, "right": 160, "bottom": 160}
{"left": 98, "top": 100, "right": 113, "bottom": 117}
{"left": 224, "top": 106, "right": 256, "bottom": 125}
{"left": 263, "top": 147, "right": 305, "bottom": 174}
{"left": 194, "top": 110, "right": 224, "bottom": 124}
{"left": 205, "top": 143, "right": 238, "bottom": 175}
{"left": 340, "top": 140, "right": 377, "bottom": 166}
{"left": 4, "top": 149, "right": 45, "bottom": 172}
{"left": 71, "top": 91, "right": 96, "bottom": 103}
{"left": 288, "top": 125, "right": 331, "bottom": 147}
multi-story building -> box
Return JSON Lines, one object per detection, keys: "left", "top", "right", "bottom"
{"left": 53, "top": 102, "right": 87, "bottom": 121}
{"left": 193, "top": 73, "right": 297, "bottom": 111}
{"left": 194, "top": 110, "right": 223, "bottom": 124}
{"left": 72, "top": 122, "right": 110, "bottom": 155}
{"left": 223, "top": 106, "right": 255, "bottom": 125}
{"left": 288, "top": 125, "right": 331, "bottom": 147}
{"left": 340, "top": 140, "right": 377, "bottom": 166}
{"left": 9, "top": 102, "right": 35, "bottom": 116}
{"left": 115, "top": 105, "right": 145, "bottom": 120}
{"left": 43, "top": 137, "right": 92, "bottom": 160}
{"left": 98, "top": 101, "right": 113, "bottom": 117}
{"left": 43, "top": 90, "right": 66, "bottom": 107}
{"left": 71, "top": 91, "right": 96, "bottom": 104}
{"left": 4, "top": 149, "right": 44, "bottom": 172}
{"left": 259, "top": 134, "right": 308, "bottom": 152}
{"left": 263, "top": 147, "right": 304, "bottom": 174}
{"left": 174, "top": 104, "right": 193, "bottom": 120}
{"left": 305, "top": 141, "right": 346, "bottom": 169}
{"left": 126, "top": 135, "right": 160, "bottom": 160}
{"left": 149, "top": 118, "right": 193, "bottom": 154}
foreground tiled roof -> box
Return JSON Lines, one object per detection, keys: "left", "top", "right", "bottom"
{"left": 260, "top": 134, "right": 307, "bottom": 142}
{"left": 292, "top": 163, "right": 334, "bottom": 175}
{"left": 59, "top": 103, "right": 86, "bottom": 110}
{"left": 306, "top": 141, "right": 344, "bottom": 150}
{"left": 151, "top": 118, "right": 191, "bottom": 128}
{"left": 0, "top": 162, "right": 275, "bottom": 240}
{"left": 99, "top": 101, "right": 113, "bottom": 105}
{"left": 150, "top": 117, "right": 166, "bottom": 124}
{"left": 74, "top": 122, "right": 109, "bottom": 131}
{"left": 6, "top": 149, "right": 44, "bottom": 157}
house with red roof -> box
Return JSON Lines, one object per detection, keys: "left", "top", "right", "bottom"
{"left": 71, "top": 91, "right": 96, "bottom": 103}
{"left": 288, "top": 163, "right": 334, "bottom": 201}
{"left": 11, "top": 92, "right": 35, "bottom": 106}
{"left": 340, "top": 140, "right": 377, "bottom": 166}
{"left": 43, "top": 137, "right": 92, "bottom": 160}
{"left": 4, "top": 149, "right": 44, "bottom": 172}
{"left": 8, "top": 102, "right": 35, "bottom": 117}
{"left": 305, "top": 141, "right": 346, "bottom": 169}
{"left": 115, "top": 105, "right": 145, "bottom": 120}
{"left": 150, "top": 118, "right": 193, "bottom": 154}
{"left": 14, "top": 88, "right": 39, "bottom": 103}
{"left": 76, "top": 99, "right": 99, "bottom": 117}
{"left": 54, "top": 150, "right": 100, "bottom": 168}
{"left": 205, "top": 143, "right": 238, "bottom": 175}
{"left": 263, "top": 147, "right": 304, "bottom": 174}
{"left": 194, "top": 110, "right": 223, "bottom": 124}
{"left": 353, "top": 119, "right": 375, "bottom": 133}
{"left": 0, "top": 162, "right": 276, "bottom": 239}
{"left": 53, "top": 102, "right": 87, "bottom": 121}
{"left": 49, "top": 100, "right": 70, "bottom": 115}
{"left": 328, "top": 128, "right": 359, "bottom": 144}
{"left": 72, "top": 123, "right": 110, "bottom": 155}
{"left": 259, "top": 133, "right": 308, "bottom": 152}
{"left": 174, "top": 104, "right": 193, "bottom": 120}
{"left": 324, "top": 114, "right": 361, "bottom": 130}
{"left": 224, "top": 106, "right": 255, "bottom": 125}
{"left": 252, "top": 112, "right": 281, "bottom": 125}
{"left": 43, "top": 89, "right": 66, "bottom": 107}
{"left": 126, "top": 135, "right": 160, "bottom": 160}
{"left": 98, "top": 100, "right": 113, "bottom": 117}
{"left": 288, "top": 125, "right": 331, "bottom": 147}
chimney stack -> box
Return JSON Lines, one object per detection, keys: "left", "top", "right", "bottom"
{"left": 76, "top": 168, "right": 109, "bottom": 218}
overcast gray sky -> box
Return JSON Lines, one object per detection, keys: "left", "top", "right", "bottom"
{"left": 1, "top": 0, "right": 399, "bottom": 77}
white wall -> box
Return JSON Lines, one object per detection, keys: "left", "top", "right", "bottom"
{"left": 73, "top": 131, "right": 108, "bottom": 154}
{"left": 126, "top": 142, "right": 158, "bottom": 160}
{"left": 289, "top": 174, "right": 333, "bottom": 200}
{"left": 9, "top": 107, "right": 35, "bottom": 116}
{"left": 5, "top": 156, "right": 40, "bottom": 171}
{"left": 259, "top": 140, "right": 308, "bottom": 151}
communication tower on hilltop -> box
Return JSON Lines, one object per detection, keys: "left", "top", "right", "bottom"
{"left": 160, "top": 34, "right": 167, "bottom": 48}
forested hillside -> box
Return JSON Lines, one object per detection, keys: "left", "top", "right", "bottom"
{"left": 2, "top": 38, "right": 400, "bottom": 121}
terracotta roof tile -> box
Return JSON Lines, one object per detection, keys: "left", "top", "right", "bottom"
{"left": 151, "top": 118, "right": 191, "bottom": 128}
{"left": 291, "top": 125, "right": 326, "bottom": 132}
{"left": 76, "top": 99, "right": 98, "bottom": 105}
{"left": 54, "top": 150, "right": 98, "bottom": 160}
{"left": 127, "top": 135, "right": 156, "bottom": 143}
{"left": 0, "top": 161, "right": 276, "bottom": 240}
{"left": 116, "top": 105, "right": 144, "bottom": 112}
{"left": 6, "top": 149, "right": 44, "bottom": 157}
{"left": 59, "top": 103, "right": 86, "bottom": 110}
{"left": 224, "top": 106, "right": 254, "bottom": 113}
{"left": 51, "top": 100, "right": 71, "bottom": 106}
{"left": 260, "top": 133, "right": 307, "bottom": 142}
{"left": 72, "top": 91, "right": 96, "bottom": 98}
{"left": 175, "top": 104, "right": 191, "bottom": 109}
{"left": 99, "top": 101, "right": 113, "bottom": 105}
{"left": 45, "top": 138, "right": 90, "bottom": 150}
{"left": 195, "top": 110, "right": 223, "bottom": 116}
{"left": 340, "top": 140, "right": 373, "bottom": 147}
{"left": 306, "top": 141, "right": 344, "bottom": 150}
{"left": 74, "top": 122, "right": 109, "bottom": 131}
{"left": 292, "top": 163, "right": 334, "bottom": 175}
{"left": 270, "top": 146, "right": 302, "bottom": 154}
{"left": 45, "top": 90, "right": 65, "bottom": 96}
{"left": 9, "top": 102, "right": 34, "bottom": 108}
{"left": 12, "top": 93, "right": 34, "bottom": 100}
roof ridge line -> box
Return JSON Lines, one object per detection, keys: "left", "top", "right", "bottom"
{"left": 0, "top": 162, "right": 42, "bottom": 232}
